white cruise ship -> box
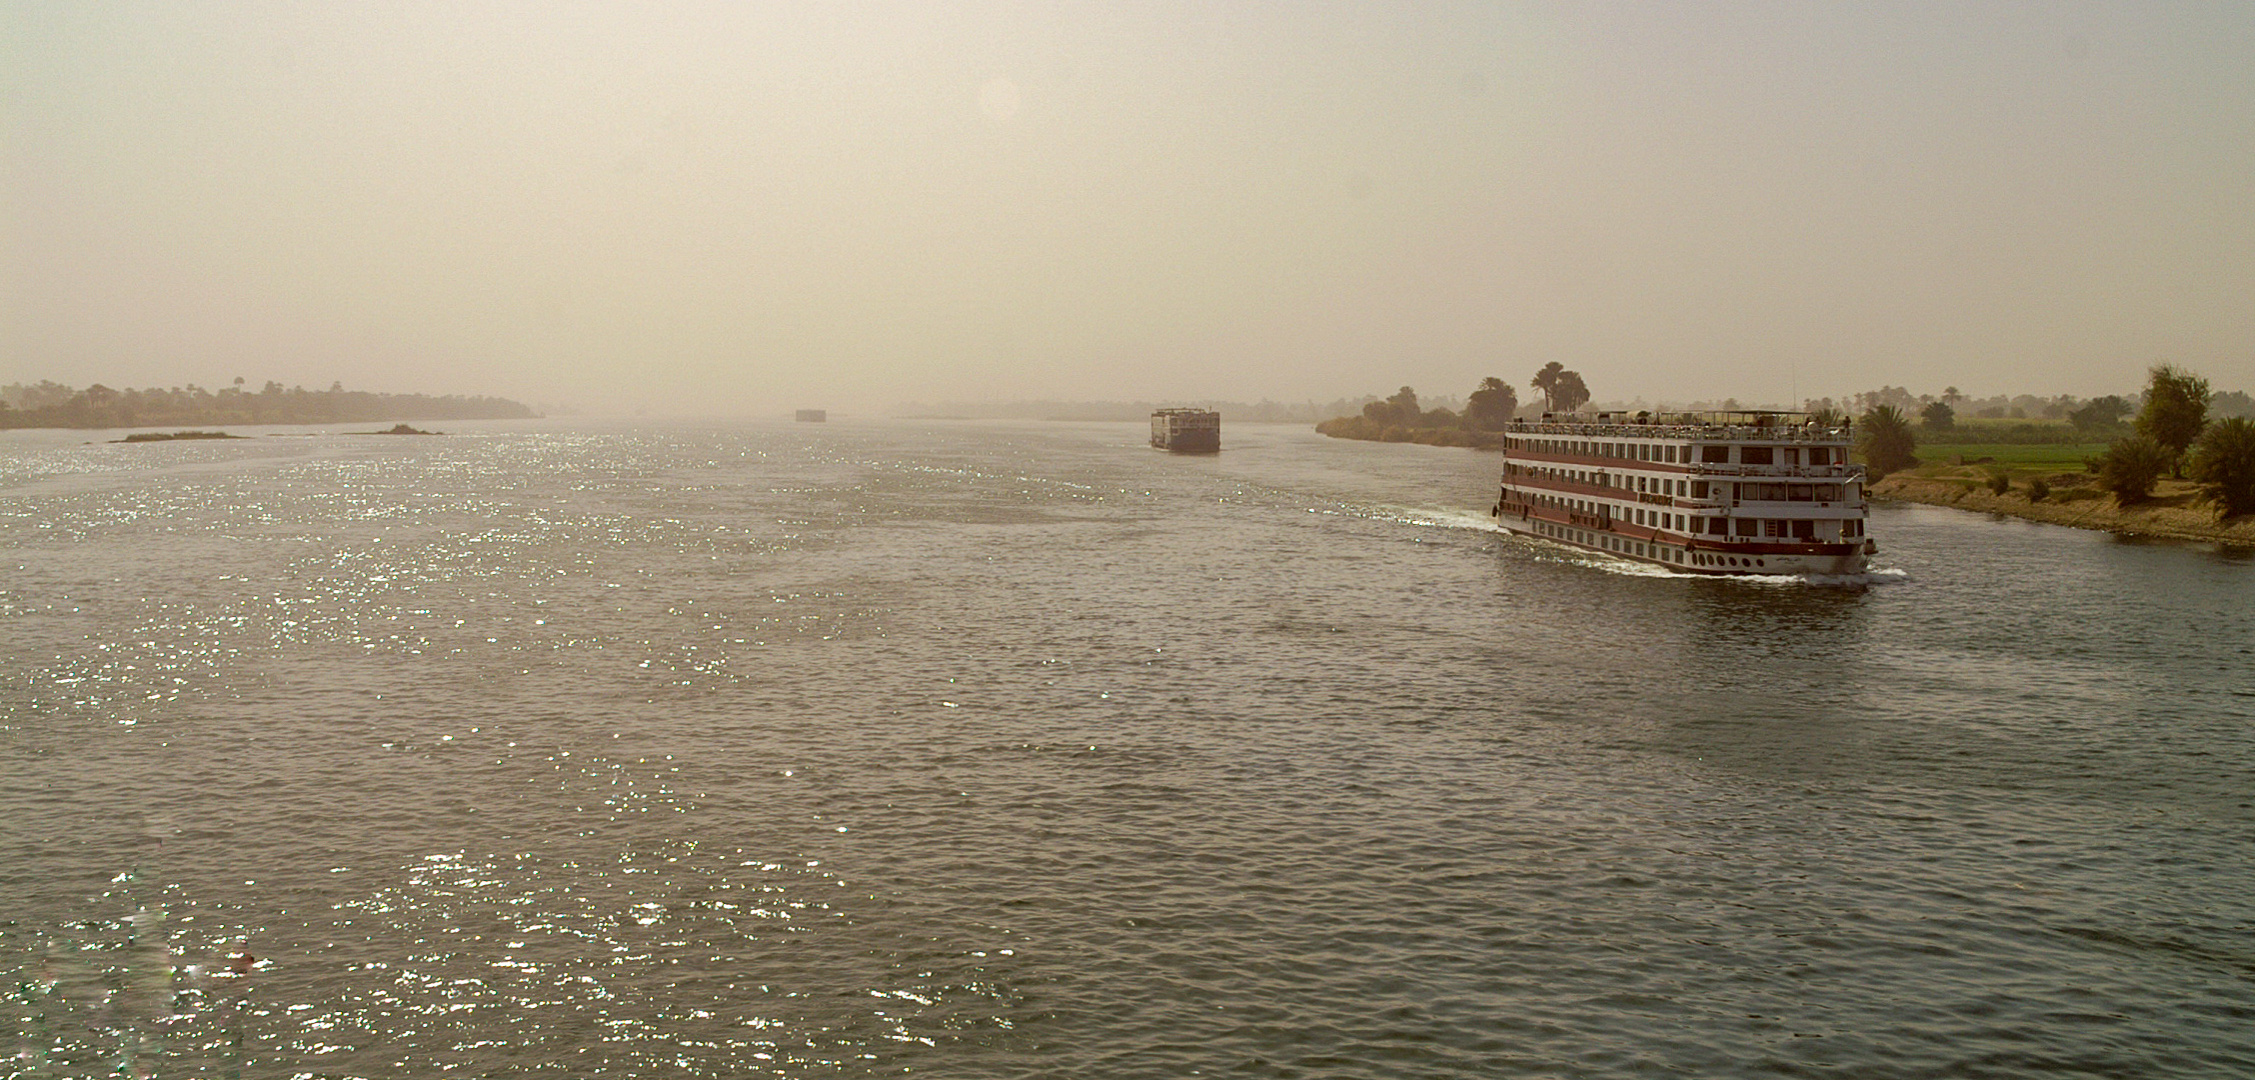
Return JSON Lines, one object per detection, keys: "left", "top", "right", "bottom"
{"left": 1490, "top": 411, "right": 1873, "bottom": 575}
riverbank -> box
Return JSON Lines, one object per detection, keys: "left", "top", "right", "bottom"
{"left": 1871, "top": 472, "right": 2255, "bottom": 545}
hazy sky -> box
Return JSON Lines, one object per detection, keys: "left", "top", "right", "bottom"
{"left": 5, "top": 2, "right": 2251, "bottom": 414}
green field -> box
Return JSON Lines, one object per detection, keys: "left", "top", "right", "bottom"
{"left": 1912, "top": 441, "right": 2107, "bottom": 474}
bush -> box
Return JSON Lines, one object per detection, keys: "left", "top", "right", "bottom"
{"left": 1987, "top": 470, "right": 2011, "bottom": 495}
{"left": 2094, "top": 435, "right": 2173, "bottom": 506}
{"left": 2188, "top": 416, "right": 2255, "bottom": 518}
{"left": 2026, "top": 477, "right": 2050, "bottom": 502}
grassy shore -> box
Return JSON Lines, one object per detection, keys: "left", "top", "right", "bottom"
{"left": 1872, "top": 440, "right": 2255, "bottom": 545}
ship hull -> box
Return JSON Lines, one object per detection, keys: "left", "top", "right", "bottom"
{"left": 1152, "top": 432, "right": 1220, "bottom": 453}
{"left": 1495, "top": 513, "right": 1867, "bottom": 576}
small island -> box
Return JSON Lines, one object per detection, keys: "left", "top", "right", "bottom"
{"left": 114, "top": 430, "right": 245, "bottom": 442}
{"left": 364, "top": 423, "right": 439, "bottom": 435}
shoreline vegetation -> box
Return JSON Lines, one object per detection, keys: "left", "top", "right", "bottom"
{"left": 1865, "top": 366, "right": 2254, "bottom": 545}
{"left": 1313, "top": 375, "right": 1543, "bottom": 449}
{"left": 1313, "top": 414, "right": 1508, "bottom": 449}
{"left": 2, "top": 380, "right": 536, "bottom": 430}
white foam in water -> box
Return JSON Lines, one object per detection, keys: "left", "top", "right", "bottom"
{"left": 1801, "top": 566, "right": 1912, "bottom": 588}
{"left": 1394, "top": 508, "right": 1507, "bottom": 533}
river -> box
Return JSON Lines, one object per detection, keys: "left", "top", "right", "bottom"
{"left": 4, "top": 418, "right": 2252, "bottom": 1078}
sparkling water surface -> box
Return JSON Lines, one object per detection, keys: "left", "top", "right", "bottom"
{"left": 4, "top": 419, "right": 2252, "bottom": 1078}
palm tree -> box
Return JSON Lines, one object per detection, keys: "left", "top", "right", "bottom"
{"left": 1531, "top": 362, "right": 1565, "bottom": 413}
{"left": 1856, "top": 404, "right": 1918, "bottom": 478}
{"left": 1530, "top": 363, "right": 1590, "bottom": 414}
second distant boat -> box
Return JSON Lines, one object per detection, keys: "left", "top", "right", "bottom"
{"left": 1151, "top": 408, "right": 1220, "bottom": 453}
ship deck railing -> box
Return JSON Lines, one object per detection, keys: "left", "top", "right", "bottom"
{"left": 1505, "top": 418, "right": 1853, "bottom": 443}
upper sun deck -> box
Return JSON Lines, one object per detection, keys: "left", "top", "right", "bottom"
{"left": 1506, "top": 410, "right": 1851, "bottom": 445}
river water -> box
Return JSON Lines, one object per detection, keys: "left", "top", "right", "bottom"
{"left": 3, "top": 418, "right": 2252, "bottom": 1078}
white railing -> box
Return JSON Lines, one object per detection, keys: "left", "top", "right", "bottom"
{"left": 1505, "top": 419, "right": 1853, "bottom": 443}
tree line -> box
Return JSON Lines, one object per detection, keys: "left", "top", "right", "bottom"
{"left": 1812, "top": 384, "right": 2255, "bottom": 431}
{"left": 1316, "top": 364, "right": 1594, "bottom": 448}
{"left": 0, "top": 379, "right": 538, "bottom": 430}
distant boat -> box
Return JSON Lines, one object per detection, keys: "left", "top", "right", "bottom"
{"left": 1150, "top": 408, "right": 1220, "bottom": 453}
{"left": 795, "top": 410, "right": 827, "bottom": 423}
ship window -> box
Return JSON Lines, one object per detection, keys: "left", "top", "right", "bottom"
{"left": 1764, "top": 519, "right": 1787, "bottom": 538}
{"left": 1809, "top": 447, "right": 1830, "bottom": 465}
{"left": 1666, "top": 445, "right": 1679, "bottom": 463}
{"left": 1707, "top": 518, "right": 1726, "bottom": 535}
{"left": 1735, "top": 519, "right": 1758, "bottom": 537}
{"left": 1701, "top": 445, "right": 1729, "bottom": 463}
{"left": 1791, "top": 519, "right": 1815, "bottom": 539}
{"left": 1741, "top": 446, "right": 1773, "bottom": 465}
{"left": 1690, "top": 481, "right": 1708, "bottom": 498}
